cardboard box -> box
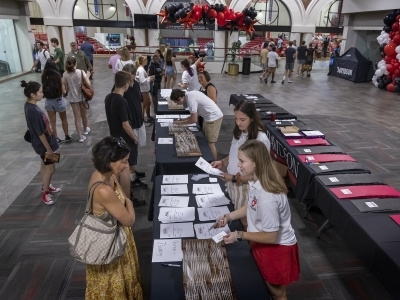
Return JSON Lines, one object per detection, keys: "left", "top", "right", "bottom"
{"left": 272, "top": 160, "right": 288, "bottom": 177}
{"left": 279, "top": 126, "right": 299, "bottom": 134}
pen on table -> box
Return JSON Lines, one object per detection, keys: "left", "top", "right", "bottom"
{"left": 162, "top": 263, "right": 181, "bottom": 267}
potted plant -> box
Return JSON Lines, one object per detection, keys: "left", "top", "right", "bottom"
{"left": 155, "top": 32, "right": 163, "bottom": 47}
{"left": 228, "top": 40, "right": 241, "bottom": 76}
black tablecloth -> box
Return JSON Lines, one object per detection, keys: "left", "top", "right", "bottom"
{"left": 229, "top": 94, "right": 267, "bottom": 106}
{"left": 151, "top": 175, "right": 270, "bottom": 300}
{"left": 157, "top": 91, "right": 190, "bottom": 116}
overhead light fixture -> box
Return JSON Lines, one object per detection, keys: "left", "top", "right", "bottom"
{"left": 110, "top": 4, "right": 116, "bottom": 10}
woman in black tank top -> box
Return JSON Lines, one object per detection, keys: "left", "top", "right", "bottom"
{"left": 198, "top": 70, "right": 218, "bottom": 128}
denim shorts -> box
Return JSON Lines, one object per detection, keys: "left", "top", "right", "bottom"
{"left": 165, "top": 66, "right": 175, "bottom": 76}
{"left": 45, "top": 97, "right": 66, "bottom": 113}
{"left": 297, "top": 59, "right": 306, "bottom": 64}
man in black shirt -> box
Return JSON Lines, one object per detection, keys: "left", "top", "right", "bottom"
{"left": 149, "top": 54, "right": 164, "bottom": 114}
{"left": 296, "top": 41, "right": 308, "bottom": 77}
{"left": 282, "top": 41, "right": 296, "bottom": 84}
{"left": 105, "top": 71, "right": 146, "bottom": 207}
{"left": 323, "top": 35, "right": 330, "bottom": 58}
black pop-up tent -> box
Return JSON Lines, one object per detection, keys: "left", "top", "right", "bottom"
{"left": 329, "top": 47, "right": 374, "bottom": 83}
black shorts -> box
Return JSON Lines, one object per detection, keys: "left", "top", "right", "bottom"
{"left": 127, "top": 141, "right": 138, "bottom": 166}
{"left": 152, "top": 82, "right": 161, "bottom": 96}
{"left": 40, "top": 154, "right": 54, "bottom": 165}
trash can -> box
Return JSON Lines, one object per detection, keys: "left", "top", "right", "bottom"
{"left": 242, "top": 57, "right": 251, "bottom": 75}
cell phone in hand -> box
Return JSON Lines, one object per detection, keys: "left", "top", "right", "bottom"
{"left": 44, "top": 152, "right": 60, "bottom": 163}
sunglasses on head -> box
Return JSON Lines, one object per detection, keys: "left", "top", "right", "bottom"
{"left": 114, "top": 137, "right": 127, "bottom": 149}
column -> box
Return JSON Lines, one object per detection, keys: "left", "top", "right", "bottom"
{"left": 46, "top": 25, "right": 61, "bottom": 53}
{"left": 303, "top": 33, "right": 313, "bottom": 45}
{"left": 341, "top": 14, "right": 357, "bottom": 55}
{"left": 289, "top": 32, "right": 300, "bottom": 42}
{"left": 133, "top": 28, "right": 146, "bottom": 47}
{"left": 148, "top": 29, "right": 160, "bottom": 50}
{"left": 62, "top": 26, "right": 76, "bottom": 53}
{"left": 214, "top": 30, "right": 225, "bottom": 59}
{"left": 14, "top": 15, "right": 32, "bottom": 72}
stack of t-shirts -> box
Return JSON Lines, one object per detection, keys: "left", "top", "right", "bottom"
{"left": 287, "top": 138, "right": 330, "bottom": 147}
{"left": 330, "top": 185, "right": 400, "bottom": 199}
{"left": 298, "top": 154, "right": 356, "bottom": 163}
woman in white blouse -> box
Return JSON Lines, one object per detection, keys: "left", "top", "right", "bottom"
{"left": 135, "top": 55, "right": 154, "bottom": 123}
{"left": 115, "top": 48, "right": 133, "bottom": 72}
{"left": 211, "top": 100, "right": 270, "bottom": 227}
{"left": 178, "top": 58, "right": 201, "bottom": 91}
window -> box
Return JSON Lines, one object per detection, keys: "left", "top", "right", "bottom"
{"left": 316, "top": 0, "right": 343, "bottom": 28}
{"left": 73, "top": 0, "right": 132, "bottom": 21}
{"left": 245, "top": 0, "right": 291, "bottom": 27}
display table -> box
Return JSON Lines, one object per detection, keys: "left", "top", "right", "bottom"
{"left": 150, "top": 175, "right": 270, "bottom": 300}
{"left": 157, "top": 91, "right": 190, "bottom": 116}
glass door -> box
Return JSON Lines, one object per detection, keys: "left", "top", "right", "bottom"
{"left": 0, "top": 19, "right": 22, "bottom": 78}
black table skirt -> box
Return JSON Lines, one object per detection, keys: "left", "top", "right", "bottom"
{"left": 150, "top": 175, "right": 270, "bottom": 300}
{"left": 229, "top": 94, "right": 266, "bottom": 106}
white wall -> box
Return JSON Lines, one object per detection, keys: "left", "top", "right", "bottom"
{"left": 343, "top": 0, "right": 400, "bottom": 14}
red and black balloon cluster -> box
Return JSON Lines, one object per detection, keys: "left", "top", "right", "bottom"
{"left": 373, "top": 9, "right": 400, "bottom": 93}
{"left": 156, "top": 3, "right": 258, "bottom": 36}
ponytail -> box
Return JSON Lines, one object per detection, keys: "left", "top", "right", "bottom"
{"left": 135, "top": 55, "right": 146, "bottom": 69}
{"left": 181, "top": 59, "right": 193, "bottom": 77}
{"left": 21, "top": 80, "right": 41, "bottom": 99}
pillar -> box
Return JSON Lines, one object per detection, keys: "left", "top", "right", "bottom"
{"left": 148, "top": 29, "right": 160, "bottom": 49}
{"left": 214, "top": 30, "right": 225, "bottom": 59}
{"left": 133, "top": 28, "right": 146, "bottom": 47}
{"left": 289, "top": 32, "right": 300, "bottom": 42}
{"left": 62, "top": 26, "right": 76, "bottom": 53}
{"left": 46, "top": 25, "right": 61, "bottom": 53}
{"left": 14, "top": 15, "right": 31, "bottom": 72}
{"left": 341, "top": 14, "right": 357, "bottom": 55}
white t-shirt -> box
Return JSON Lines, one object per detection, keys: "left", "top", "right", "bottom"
{"left": 182, "top": 64, "right": 201, "bottom": 91}
{"left": 267, "top": 51, "right": 279, "bottom": 67}
{"left": 37, "top": 49, "right": 50, "bottom": 69}
{"left": 186, "top": 91, "right": 223, "bottom": 122}
{"left": 63, "top": 69, "right": 86, "bottom": 103}
{"left": 227, "top": 131, "right": 270, "bottom": 175}
{"left": 135, "top": 66, "right": 151, "bottom": 93}
{"left": 115, "top": 59, "right": 134, "bottom": 72}
{"left": 247, "top": 181, "right": 297, "bottom": 246}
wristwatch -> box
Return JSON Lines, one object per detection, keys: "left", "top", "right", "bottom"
{"left": 232, "top": 175, "right": 236, "bottom": 183}
{"left": 236, "top": 230, "right": 243, "bottom": 241}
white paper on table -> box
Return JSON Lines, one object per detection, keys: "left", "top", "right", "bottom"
{"left": 160, "top": 123, "right": 172, "bottom": 127}
{"left": 182, "top": 123, "right": 198, "bottom": 127}
{"left": 195, "top": 193, "right": 230, "bottom": 207}
{"left": 156, "top": 115, "right": 181, "bottom": 119}
{"left": 163, "top": 175, "right": 189, "bottom": 184}
{"left": 161, "top": 184, "right": 188, "bottom": 195}
{"left": 195, "top": 157, "right": 223, "bottom": 176}
{"left": 193, "top": 223, "right": 231, "bottom": 239}
{"left": 209, "top": 177, "right": 218, "bottom": 183}
{"left": 160, "top": 222, "right": 195, "bottom": 238}
{"left": 158, "top": 138, "right": 173, "bottom": 144}
{"left": 283, "top": 133, "right": 302, "bottom": 137}
{"left": 246, "top": 96, "right": 258, "bottom": 99}
{"left": 160, "top": 89, "right": 172, "bottom": 96}
{"left": 192, "top": 183, "right": 223, "bottom": 195}
{"left": 191, "top": 174, "right": 209, "bottom": 182}
{"left": 302, "top": 130, "right": 324, "bottom": 136}
{"left": 157, "top": 119, "right": 173, "bottom": 123}
{"left": 212, "top": 231, "right": 228, "bottom": 243}
{"left": 197, "top": 206, "right": 230, "bottom": 221}
{"left": 188, "top": 127, "right": 199, "bottom": 132}
{"left": 180, "top": 115, "right": 190, "bottom": 118}
{"left": 152, "top": 239, "right": 182, "bottom": 262}
{"left": 158, "top": 196, "right": 190, "bottom": 207}
{"left": 158, "top": 207, "right": 195, "bottom": 223}
{"left": 158, "top": 101, "right": 168, "bottom": 105}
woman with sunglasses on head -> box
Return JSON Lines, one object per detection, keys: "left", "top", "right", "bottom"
{"left": 86, "top": 136, "right": 143, "bottom": 300}
{"left": 178, "top": 58, "right": 202, "bottom": 91}
{"left": 211, "top": 100, "right": 270, "bottom": 228}
{"left": 216, "top": 140, "right": 299, "bottom": 300}
{"left": 21, "top": 80, "right": 61, "bottom": 206}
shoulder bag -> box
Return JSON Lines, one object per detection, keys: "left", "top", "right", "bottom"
{"left": 80, "top": 70, "right": 94, "bottom": 109}
{"left": 23, "top": 107, "right": 31, "bottom": 143}
{"left": 68, "top": 181, "right": 127, "bottom": 265}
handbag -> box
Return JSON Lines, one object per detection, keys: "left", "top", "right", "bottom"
{"left": 80, "top": 70, "right": 94, "bottom": 101}
{"left": 68, "top": 181, "right": 127, "bottom": 265}
{"left": 24, "top": 129, "right": 31, "bottom": 143}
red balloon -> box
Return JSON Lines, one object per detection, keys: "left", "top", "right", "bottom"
{"left": 202, "top": 4, "right": 209, "bottom": 12}
{"left": 217, "top": 19, "right": 226, "bottom": 26}
{"left": 194, "top": 10, "right": 202, "bottom": 20}
{"left": 392, "top": 34, "right": 400, "bottom": 45}
{"left": 393, "top": 22, "right": 400, "bottom": 32}
{"left": 235, "top": 12, "right": 243, "bottom": 18}
{"left": 224, "top": 10, "right": 230, "bottom": 20}
{"left": 387, "top": 83, "right": 395, "bottom": 92}
{"left": 208, "top": 9, "right": 217, "bottom": 19}
{"left": 387, "top": 64, "right": 395, "bottom": 73}
{"left": 229, "top": 11, "right": 236, "bottom": 20}
{"left": 217, "top": 12, "right": 225, "bottom": 21}
{"left": 385, "top": 42, "right": 397, "bottom": 56}
{"left": 193, "top": 5, "right": 201, "bottom": 13}
{"left": 385, "top": 56, "right": 392, "bottom": 64}
{"left": 394, "top": 69, "right": 400, "bottom": 76}
{"left": 224, "top": 5, "right": 229, "bottom": 11}
{"left": 394, "top": 63, "right": 400, "bottom": 69}
{"left": 397, "top": 15, "right": 400, "bottom": 21}
{"left": 238, "top": 17, "right": 244, "bottom": 26}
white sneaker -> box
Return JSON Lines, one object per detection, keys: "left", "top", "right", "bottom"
{"left": 83, "top": 127, "right": 90, "bottom": 135}
{"left": 296, "top": 75, "right": 299, "bottom": 77}
{"left": 79, "top": 135, "right": 86, "bottom": 143}
{"left": 288, "top": 80, "right": 292, "bottom": 83}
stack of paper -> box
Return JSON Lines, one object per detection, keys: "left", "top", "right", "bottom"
{"left": 162, "top": 175, "right": 188, "bottom": 184}
{"left": 302, "top": 130, "right": 325, "bottom": 138}
{"left": 156, "top": 115, "right": 180, "bottom": 119}
{"left": 195, "top": 194, "right": 230, "bottom": 207}
{"left": 193, "top": 223, "right": 231, "bottom": 239}
{"left": 193, "top": 183, "right": 223, "bottom": 195}
{"left": 152, "top": 239, "right": 183, "bottom": 262}
{"left": 160, "top": 89, "right": 172, "bottom": 98}
{"left": 195, "top": 157, "right": 223, "bottom": 176}
{"left": 158, "top": 196, "right": 190, "bottom": 207}
{"left": 158, "top": 207, "right": 195, "bottom": 223}
{"left": 158, "top": 138, "right": 173, "bottom": 144}
{"left": 197, "top": 206, "right": 230, "bottom": 221}
{"left": 191, "top": 174, "right": 209, "bottom": 181}
{"left": 161, "top": 184, "right": 188, "bottom": 194}
{"left": 160, "top": 222, "right": 195, "bottom": 238}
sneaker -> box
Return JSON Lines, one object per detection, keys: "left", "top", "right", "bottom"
{"left": 259, "top": 76, "right": 263, "bottom": 82}
{"left": 288, "top": 80, "right": 292, "bottom": 83}
{"left": 79, "top": 135, "right": 86, "bottom": 143}
{"left": 65, "top": 135, "right": 73, "bottom": 143}
{"left": 281, "top": 80, "right": 284, "bottom": 84}
{"left": 57, "top": 138, "right": 65, "bottom": 144}
{"left": 41, "top": 191, "right": 54, "bottom": 205}
{"left": 135, "top": 171, "right": 146, "bottom": 178}
{"left": 83, "top": 127, "right": 90, "bottom": 135}
{"left": 264, "top": 80, "right": 268, "bottom": 84}
{"left": 130, "top": 178, "right": 148, "bottom": 189}
{"left": 271, "top": 80, "right": 276, "bottom": 83}
{"left": 296, "top": 75, "right": 299, "bottom": 77}
{"left": 42, "top": 184, "right": 61, "bottom": 194}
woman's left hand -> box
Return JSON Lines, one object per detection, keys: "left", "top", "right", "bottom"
{"left": 219, "top": 173, "right": 233, "bottom": 182}
{"left": 223, "top": 231, "right": 238, "bottom": 244}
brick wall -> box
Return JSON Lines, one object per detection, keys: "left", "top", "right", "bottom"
{"left": 301, "top": 0, "right": 312, "bottom": 10}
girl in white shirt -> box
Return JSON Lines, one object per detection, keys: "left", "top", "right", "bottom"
{"left": 115, "top": 48, "right": 134, "bottom": 72}
{"left": 211, "top": 100, "right": 270, "bottom": 226}
{"left": 178, "top": 58, "right": 201, "bottom": 91}
{"left": 135, "top": 55, "right": 155, "bottom": 123}
{"left": 216, "top": 140, "right": 299, "bottom": 300}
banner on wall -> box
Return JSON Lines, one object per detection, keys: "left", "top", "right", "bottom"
{"left": 94, "top": 0, "right": 99, "bottom": 16}
{"left": 268, "top": 0, "right": 273, "bottom": 22}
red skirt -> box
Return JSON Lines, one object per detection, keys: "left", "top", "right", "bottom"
{"left": 251, "top": 242, "right": 300, "bottom": 285}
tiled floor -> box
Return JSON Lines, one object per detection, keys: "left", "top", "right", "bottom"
{"left": 0, "top": 57, "right": 398, "bottom": 299}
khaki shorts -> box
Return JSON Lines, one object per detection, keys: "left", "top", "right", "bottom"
{"left": 202, "top": 117, "right": 223, "bottom": 143}
{"left": 267, "top": 67, "right": 276, "bottom": 73}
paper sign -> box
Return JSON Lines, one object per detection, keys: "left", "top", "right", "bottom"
{"left": 188, "top": 127, "right": 199, "bottom": 132}
{"left": 152, "top": 239, "right": 183, "bottom": 262}
{"left": 193, "top": 223, "right": 230, "bottom": 239}
{"left": 193, "top": 183, "right": 223, "bottom": 195}
{"left": 329, "top": 177, "right": 339, "bottom": 183}
{"left": 197, "top": 206, "right": 230, "bottom": 221}
{"left": 366, "top": 201, "right": 378, "bottom": 208}
{"left": 161, "top": 184, "right": 188, "bottom": 195}
{"left": 195, "top": 194, "right": 230, "bottom": 207}
{"left": 303, "top": 149, "right": 311, "bottom": 153}
{"left": 163, "top": 175, "right": 188, "bottom": 184}
{"left": 157, "top": 119, "right": 173, "bottom": 123}
{"left": 341, "top": 189, "right": 352, "bottom": 195}
{"left": 158, "top": 207, "right": 195, "bottom": 223}
{"left": 293, "top": 140, "right": 301, "bottom": 144}
{"left": 212, "top": 231, "right": 228, "bottom": 243}
{"left": 319, "top": 165, "right": 329, "bottom": 170}
{"left": 156, "top": 114, "right": 180, "bottom": 119}
{"left": 195, "top": 157, "right": 223, "bottom": 176}
{"left": 209, "top": 177, "right": 218, "bottom": 183}
{"left": 306, "top": 156, "right": 315, "bottom": 161}
{"left": 159, "top": 196, "right": 190, "bottom": 207}
{"left": 158, "top": 138, "right": 173, "bottom": 144}
{"left": 160, "top": 223, "right": 195, "bottom": 238}
{"left": 160, "top": 123, "right": 171, "bottom": 127}
{"left": 158, "top": 101, "right": 168, "bottom": 105}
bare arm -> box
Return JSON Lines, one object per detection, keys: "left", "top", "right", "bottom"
{"left": 173, "top": 112, "right": 197, "bottom": 125}
{"left": 179, "top": 82, "right": 188, "bottom": 89}
{"left": 61, "top": 80, "right": 66, "bottom": 94}
{"left": 38, "top": 133, "right": 53, "bottom": 155}
{"left": 172, "top": 57, "right": 177, "bottom": 73}
{"left": 122, "top": 121, "right": 138, "bottom": 144}
{"left": 207, "top": 86, "right": 217, "bottom": 103}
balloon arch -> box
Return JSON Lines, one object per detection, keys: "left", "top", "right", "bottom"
{"left": 373, "top": 9, "right": 400, "bottom": 93}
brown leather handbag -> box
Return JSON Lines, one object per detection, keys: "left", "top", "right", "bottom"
{"left": 81, "top": 70, "right": 94, "bottom": 101}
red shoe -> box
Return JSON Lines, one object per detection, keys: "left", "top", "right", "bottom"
{"left": 42, "top": 191, "right": 54, "bottom": 205}
{"left": 42, "top": 184, "right": 61, "bottom": 194}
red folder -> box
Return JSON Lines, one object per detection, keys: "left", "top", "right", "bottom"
{"left": 286, "top": 138, "right": 330, "bottom": 147}
{"left": 330, "top": 185, "right": 400, "bottom": 199}
{"left": 298, "top": 154, "right": 356, "bottom": 163}
{"left": 390, "top": 215, "right": 400, "bottom": 225}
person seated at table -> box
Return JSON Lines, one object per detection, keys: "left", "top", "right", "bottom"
{"left": 211, "top": 100, "right": 270, "bottom": 228}
{"left": 178, "top": 58, "right": 202, "bottom": 91}
{"left": 216, "top": 140, "right": 299, "bottom": 300}
{"left": 170, "top": 89, "right": 223, "bottom": 160}
{"left": 198, "top": 70, "right": 217, "bottom": 129}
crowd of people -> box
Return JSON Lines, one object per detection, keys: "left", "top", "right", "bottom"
{"left": 22, "top": 37, "right": 300, "bottom": 300}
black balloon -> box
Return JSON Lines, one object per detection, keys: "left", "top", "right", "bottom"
{"left": 244, "top": 16, "right": 253, "bottom": 25}
{"left": 379, "top": 43, "right": 386, "bottom": 52}
{"left": 383, "top": 13, "right": 396, "bottom": 26}
{"left": 176, "top": 3, "right": 184, "bottom": 10}
{"left": 249, "top": 7, "right": 255, "bottom": 11}
{"left": 174, "top": 11, "right": 180, "bottom": 20}
{"left": 167, "top": 4, "right": 177, "bottom": 14}
{"left": 394, "top": 85, "right": 400, "bottom": 93}
{"left": 381, "top": 52, "right": 386, "bottom": 58}
{"left": 378, "top": 83, "right": 385, "bottom": 89}
{"left": 383, "top": 25, "right": 391, "bottom": 33}
{"left": 189, "top": 3, "right": 194, "bottom": 8}
{"left": 251, "top": 11, "right": 258, "bottom": 18}
{"left": 394, "top": 77, "right": 400, "bottom": 85}
{"left": 243, "top": 8, "right": 251, "bottom": 16}
{"left": 215, "top": 4, "right": 224, "bottom": 12}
